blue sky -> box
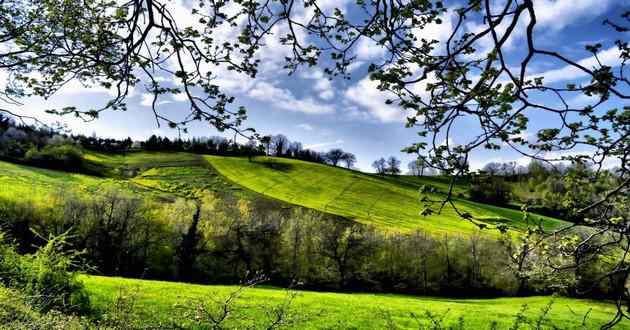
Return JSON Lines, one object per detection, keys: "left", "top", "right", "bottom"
{"left": 10, "top": 0, "right": 629, "bottom": 172}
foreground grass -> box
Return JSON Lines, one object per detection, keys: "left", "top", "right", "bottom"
{"left": 82, "top": 275, "right": 627, "bottom": 329}
{"left": 205, "top": 156, "right": 567, "bottom": 234}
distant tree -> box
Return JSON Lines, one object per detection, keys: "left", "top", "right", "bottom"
{"left": 386, "top": 156, "right": 401, "bottom": 175}
{"left": 528, "top": 160, "right": 550, "bottom": 178}
{"left": 482, "top": 162, "right": 502, "bottom": 176}
{"left": 372, "top": 158, "right": 387, "bottom": 175}
{"left": 271, "top": 134, "right": 289, "bottom": 157}
{"left": 340, "top": 152, "right": 357, "bottom": 169}
{"left": 245, "top": 138, "right": 258, "bottom": 161}
{"left": 408, "top": 156, "right": 428, "bottom": 176}
{"left": 326, "top": 149, "right": 345, "bottom": 166}
{"left": 260, "top": 135, "right": 272, "bottom": 156}
{"left": 287, "top": 141, "right": 303, "bottom": 158}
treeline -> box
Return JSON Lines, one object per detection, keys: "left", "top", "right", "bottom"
{"left": 470, "top": 160, "right": 624, "bottom": 222}
{"left": 0, "top": 114, "right": 356, "bottom": 170}
{"left": 0, "top": 188, "right": 618, "bottom": 299}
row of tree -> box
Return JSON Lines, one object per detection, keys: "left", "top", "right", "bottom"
{"left": 0, "top": 187, "right": 616, "bottom": 298}
{"left": 0, "top": 114, "right": 358, "bottom": 170}
{"left": 372, "top": 156, "right": 401, "bottom": 175}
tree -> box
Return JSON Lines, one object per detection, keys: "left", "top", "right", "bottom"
{"left": 287, "top": 141, "right": 303, "bottom": 158}
{"left": 408, "top": 156, "right": 428, "bottom": 176}
{"left": 260, "top": 136, "right": 272, "bottom": 156}
{"left": 325, "top": 149, "right": 345, "bottom": 166}
{"left": 271, "top": 135, "right": 290, "bottom": 157}
{"left": 386, "top": 157, "right": 401, "bottom": 175}
{"left": 482, "top": 162, "right": 502, "bottom": 176}
{"left": 3, "top": 1, "right": 630, "bottom": 323}
{"left": 372, "top": 158, "right": 387, "bottom": 175}
{"left": 340, "top": 152, "right": 357, "bottom": 169}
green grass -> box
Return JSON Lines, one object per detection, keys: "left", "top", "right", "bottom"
{"left": 1, "top": 152, "right": 567, "bottom": 235}
{"left": 82, "top": 275, "right": 628, "bottom": 329}
{"left": 0, "top": 152, "right": 240, "bottom": 205}
{"left": 83, "top": 151, "right": 204, "bottom": 177}
{"left": 205, "top": 156, "right": 567, "bottom": 234}
{"left": 0, "top": 160, "right": 142, "bottom": 206}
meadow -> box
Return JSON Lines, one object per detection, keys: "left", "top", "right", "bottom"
{"left": 1, "top": 152, "right": 567, "bottom": 236}
{"left": 206, "top": 156, "right": 567, "bottom": 234}
{"left": 82, "top": 275, "right": 627, "bottom": 329}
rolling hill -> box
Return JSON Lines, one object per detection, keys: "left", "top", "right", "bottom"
{"left": 0, "top": 152, "right": 568, "bottom": 236}
{"left": 205, "top": 156, "right": 568, "bottom": 234}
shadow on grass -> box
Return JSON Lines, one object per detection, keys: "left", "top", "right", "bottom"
{"left": 252, "top": 159, "right": 294, "bottom": 172}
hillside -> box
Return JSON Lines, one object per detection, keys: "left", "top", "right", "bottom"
{"left": 206, "top": 156, "right": 568, "bottom": 234}
{"left": 0, "top": 152, "right": 568, "bottom": 236}
{"left": 82, "top": 275, "right": 626, "bottom": 329}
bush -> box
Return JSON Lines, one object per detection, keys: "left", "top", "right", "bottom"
{"left": 0, "top": 231, "right": 90, "bottom": 314}
{"left": 24, "top": 143, "right": 83, "bottom": 170}
{"left": 469, "top": 176, "right": 512, "bottom": 206}
{"left": 0, "top": 286, "right": 85, "bottom": 329}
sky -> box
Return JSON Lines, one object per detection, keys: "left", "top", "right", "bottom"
{"left": 8, "top": 0, "right": 629, "bottom": 172}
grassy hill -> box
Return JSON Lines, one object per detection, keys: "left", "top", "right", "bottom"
{"left": 206, "top": 156, "right": 568, "bottom": 234}
{"left": 82, "top": 275, "right": 626, "bottom": 329}
{"left": 0, "top": 152, "right": 568, "bottom": 236}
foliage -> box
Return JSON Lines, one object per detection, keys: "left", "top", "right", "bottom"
{"left": 0, "top": 231, "right": 90, "bottom": 314}
{"left": 469, "top": 175, "right": 512, "bottom": 206}
{"left": 25, "top": 143, "right": 84, "bottom": 171}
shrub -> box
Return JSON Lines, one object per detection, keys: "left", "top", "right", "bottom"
{"left": 24, "top": 143, "right": 83, "bottom": 170}
{"left": 0, "top": 286, "right": 85, "bottom": 329}
{"left": 0, "top": 231, "right": 90, "bottom": 314}
{"left": 469, "top": 176, "right": 512, "bottom": 206}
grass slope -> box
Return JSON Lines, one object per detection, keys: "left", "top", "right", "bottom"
{"left": 83, "top": 275, "right": 627, "bottom": 329}
{"left": 1, "top": 152, "right": 567, "bottom": 235}
{"left": 206, "top": 156, "right": 567, "bottom": 234}
{"left": 0, "top": 152, "right": 244, "bottom": 205}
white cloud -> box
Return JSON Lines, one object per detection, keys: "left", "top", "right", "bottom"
{"left": 297, "top": 123, "right": 314, "bottom": 131}
{"left": 172, "top": 92, "right": 188, "bottom": 102}
{"left": 355, "top": 38, "right": 387, "bottom": 61}
{"left": 57, "top": 79, "right": 136, "bottom": 98}
{"left": 248, "top": 81, "right": 335, "bottom": 114}
{"left": 140, "top": 94, "right": 154, "bottom": 107}
{"left": 534, "top": 0, "right": 614, "bottom": 31}
{"left": 344, "top": 77, "right": 407, "bottom": 123}
{"left": 304, "top": 139, "right": 344, "bottom": 151}
{"left": 530, "top": 46, "right": 622, "bottom": 84}
{"left": 141, "top": 93, "right": 172, "bottom": 107}
{"left": 300, "top": 69, "right": 335, "bottom": 100}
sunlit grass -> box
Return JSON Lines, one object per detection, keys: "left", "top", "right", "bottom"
{"left": 205, "top": 156, "right": 567, "bottom": 234}
{"left": 82, "top": 275, "right": 627, "bottom": 329}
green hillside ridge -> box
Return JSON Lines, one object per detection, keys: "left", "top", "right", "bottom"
{"left": 0, "top": 152, "right": 568, "bottom": 236}
{"left": 82, "top": 275, "right": 627, "bottom": 329}
{"left": 206, "top": 156, "right": 568, "bottom": 234}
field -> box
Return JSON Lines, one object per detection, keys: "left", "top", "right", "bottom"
{"left": 0, "top": 152, "right": 242, "bottom": 206}
{"left": 1, "top": 153, "right": 567, "bottom": 236}
{"left": 82, "top": 275, "right": 627, "bottom": 329}
{"left": 206, "top": 156, "right": 567, "bottom": 234}
{"left": 0, "top": 152, "right": 622, "bottom": 328}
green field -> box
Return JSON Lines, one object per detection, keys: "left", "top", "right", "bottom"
{"left": 0, "top": 152, "right": 239, "bottom": 206}
{"left": 205, "top": 156, "right": 567, "bottom": 234}
{"left": 0, "top": 153, "right": 621, "bottom": 328}
{"left": 1, "top": 153, "right": 568, "bottom": 235}
{"left": 82, "top": 275, "right": 627, "bottom": 329}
